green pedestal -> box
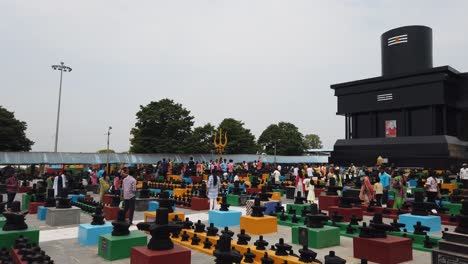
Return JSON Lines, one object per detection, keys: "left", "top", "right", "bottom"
{"left": 444, "top": 203, "right": 462, "bottom": 215}
{"left": 0, "top": 227, "right": 40, "bottom": 249}
{"left": 410, "top": 187, "right": 424, "bottom": 194}
{"left": 292, "top": 225, "right": 340, "bottom": 248}
{"left": 98, "top": 231, "right": 148, "bottom": 261}
{"left": 272, "top": 189, "right": 285, "bottom": 196}
{"left": 0, "top": 217, "right": 5, "bottom": 228}
{"left": 388, "top": 231, "right": 441, "bottom": 252}
{"left": 22, "top": 194, "right": 33, "bottom": 211}
{"left": 286, "top": 204, "right": 311, "bottom": 214}
{"left": 227, "top": 194, "right": 240, "bottom": 206}
{"left": 157, "top": 176, "right": 164, "bottom": 181}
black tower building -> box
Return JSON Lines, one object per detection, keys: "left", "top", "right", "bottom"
{"left": 330, "top": 25, "right": 468, "bottom": 168}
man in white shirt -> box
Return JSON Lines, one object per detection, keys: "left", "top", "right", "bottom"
{"left": 306, "top": 166, "right": 313, "bottom": 177}
{"left": 293, "top": 166, "right": 299, "bottom": 177}
{"left": 272, "top": 169, "right": 281, "bottom": 184}
{"left": 460, "top": 163, "right": 468, "bottom": 188}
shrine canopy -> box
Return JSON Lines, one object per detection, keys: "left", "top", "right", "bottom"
{"left": 0, "top": 152, "right": 328, "bottom": 165}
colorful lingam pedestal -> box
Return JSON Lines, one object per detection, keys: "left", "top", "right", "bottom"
{"left": 353, "top": 235, "right": 413, "bottom": 264}
{"left": 208, "top": 210, "right": 242, "bottom": 228}
{"left": 398, "top": 214, "right": 441, "bottom": 233}
{"left": 0, "top": 201, "right": 40, "bottom": 249}
{"left": 37, "top": 206, "right": 47, "bottom": 221}
{"left": 28, "top": 202, "right": 45, "bottom": 214}
{"left": 46, "top": 206, "right": 81, "bottom": 226}
{"left": 318, "top": 195, "right": 341, "bottom": 211}
{"left": 240, "top": 198, "right": 277, "bottom": 235}
{"left": 190, "top": 197, "right": 210, "bottom": 211}
{"left": 327, "top": 206, "right": 363, "bottom": 222}
{"left": 144, "top": 211, "right": 185, "bottom": 222}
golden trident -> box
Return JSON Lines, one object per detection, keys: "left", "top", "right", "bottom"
{"left": 213, "top": 128, "right": 228, "bottom": 157}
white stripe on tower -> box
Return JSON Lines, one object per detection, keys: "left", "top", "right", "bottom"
{"left": 387, "top": 34, "right": 408, "bottom": 41}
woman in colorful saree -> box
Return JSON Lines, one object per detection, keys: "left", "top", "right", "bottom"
{"left": 359, "top": 172, "right": 375, "bottom": 205}
{"left": 392, "top": 170, "right": 407, "bottom": 209}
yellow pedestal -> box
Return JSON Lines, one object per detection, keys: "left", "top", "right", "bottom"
{"left": 169, "top": 175, "right": 182, "bottom": 181}
{"left": 173, "top": 188, "right": 186, "bottom": 197}
{"left": 240, "top": 216, "right": 277, "bottom": 235}
{"left": 441, "top": 183, "right": 457, "bottom": 194}
{"left": 136, "top": 181, "right": 143, "bottom": 189}
{"left": 269, "top": 192, "right": 281, "bottom": 201}
{"left": 144, "top": 211, "right": 185, "bottom": 222}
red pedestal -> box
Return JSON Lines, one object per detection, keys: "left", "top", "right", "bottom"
{"left": 327, "top": 206, "right": 363, "bottom": 222}
{"left": 318, "top": 195, "right": 340, "bottom": 211}
{"left": 314, "top": 189, "right": 324, "bottom": 197}
{"left": 438, "top": 213, "right": 459, "bottom": 226}
{"left": 103, "top": 194, "right": 113, "bottom": 205}
{"left": 353, "top": 235, "right": 413, "bottom": 264}
{"left": 130, "top": 245, "right": 191, "bottom": 264}
{"left": 190, "top": 197, "right": 209, "bottom": 210}
{"left": 28, "top": 202, "right": 45, "bottom": 214}
{"left": 246, "top": 188, "right": 260, "bottom": 194}
{"left": 191, "top": 176, "right": 202, "bottom": 183}
{"left": 104, "top": 206, "right": 129, "bottom": 220}
{"left": 18, "top": 186, "right": 32, "bottom": 193}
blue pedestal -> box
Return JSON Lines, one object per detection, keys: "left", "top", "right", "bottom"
{"left": 183, "top": 178, "right": 192, "bottom": 184}
{"left": 227, "top": 185, "right": 247, "bottom": 193}
{"left": 78, "top": 223, "right": 113, "bottom": 246}
{"left": 68, "top": 194, "right": 85, "bottom": 202}
{"left": 148, "top": 201, "right": 159, "bottom": 211}
{"left": 150, "top": 188, "right": 161, "bottom": 194}
{"left": 409, "top": 180, "right": 418, "bottom": 187}
{"left": 264, "top": 201, "right": 280, "bottom": 215}
{"left": 208, "top": 210, "right": 242, "bottom": 227}
{"left": 280, "top": 176, "right": 286, "bottom": 181}
{"left": 37, "top": 206, "right": 47, "bottom": 221}
{"left": 398, "top": 213, "right": 441, "bottom": 233}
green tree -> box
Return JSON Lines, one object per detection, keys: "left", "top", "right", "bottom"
{"left": 185, "top": 123, "right": 216, "bottom": 153}
{"left": 130, "top": 99, "right": 194, "bottom": 153}
{"left": 258, "top": 122, "right": 306, "bottom": 155}
{"left": 217, "top": 118, "right": 257, "bottom": 154}
{"left": 0, "top": 106, "right": 34, "bottom": 151}
{"left": 97, "top": 149, "right": 115, "bottom": 153}
{"left": 304, "top": 133, "right": 323, "bottom": 149}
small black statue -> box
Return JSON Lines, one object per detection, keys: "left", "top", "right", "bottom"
{"left": 349, "top": 214, "right": 361, "bottom": 226}
{"left": 346, "top": 224, "right": 356, "bottom": 234}
{"left": 137, "top": 207, "right": 182, "bottom": 250}
{"left": 111, "top": 209, "right": 130, "bottom": 236}
{"left": 259, "top": 187, "right": 271, "bottom": 202}
{"left": 194, "top": 220, "right": 206, "bottom": 233}
{"left": 110, "top": 195, "right": 120, "bottom": 207}
{"left": 183, "top": 217, "right": 193, "bottom": 229}
{"left": 213, "top": 233, "right": 243, "bottom": 264}
{"left": 423, "top": 235, "right": 434, "bottom": 248}
{"left": 206, "top": 223, "right": 219, "bottom": 236}
{"left": 157, "top": 191, "right": 175, "bottom": 213}
{"left": 221, "top": 226, "right": 234, "bottom": 238}
{"left": 413, "top": 221, "right": 430, "bottom": 235}
{"left": 254, "top": 235, "right": 269, "bottom": 250}
{"left": 203, "top": 238, "right": 213, "bottom": 249}
{"left": 411, "top": 191, "right": 429, "bottom": 216}
{"left": 198, "top": 182, "right": 208, "bottom": 199}
{"left": 294, "top": 191, "right": 306, "bottom": 204}
{"left": 181, "top": 231, "right": 190, "bottom": 241}
{"left": 331, "top": 211, "right": 344, "bottom": 223}
{"left": 260, "top": 252, "right": 274, "bottom": 264}
{"left": 324, "top": 250, "right": 346, "bottom": 264}
{"left": 274, "top": 202, "right": 284, "bottom": 213}
{"left": 299, "top": 244, "right": 320, "bottom": 263}
{"left": 236, "top": 229, "right": 251, "bottom": 245}
{"left": 139, "top": 182, "right": 150, "bottom": 199}
{"left": 390, "top": 219, "right": 405, "bottom": 231}
{"left": 274, "top": 238, "right": 292, "bottom": 256}
{"left": 455, "top": 200, "right": 468, "bottom": 234}
{"left": 219, "top": 195, "right": 230, "bottom": 211}
{"left": 2, "top": 201, "right": 28, "bottom": 231}
{"left": 305, "top": 204, "right": 329, "bottom": 228}
{"left": 243, "top": 248, "right": 256, "bottom": 263}
{"left": 251, "top": 198, "right": 266, "bottom": 217}
{"left": 191, "top": 233, "right": 201, "bottom": 245}
{"left": 91, "top": 205, "right": 105, "bottom": 225}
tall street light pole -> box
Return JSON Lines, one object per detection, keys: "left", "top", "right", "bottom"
{"left": 51, "top": 62, "right": 72, "bottom": 152}
{"left": 106, "top": 126, "right": 112, "bottom": 173}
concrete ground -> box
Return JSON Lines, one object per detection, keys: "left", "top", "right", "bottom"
{"left": 4, "top": 192, "right": 446, "bottom": 264}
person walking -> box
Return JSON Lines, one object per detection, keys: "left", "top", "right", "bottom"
{"left": 99, "top": 173, "right": 110, "bottom": 203}
{"left": 122, "top": 168, "right": 137, "bottom": 224}
{"left": 374, "top": 177, "right": 383, "bottom": 206}
{"left": 459, "top": 163, "right": 468, "bottom": 188}
{"left": 378, "top": 167, "right": 391, "bottom": 207}
{"left": 53, "top": 171, "right": 68, "bottom": 197}
{"left": 5, "top": 173, "right": 19, "bottom": 209}
{"left": 425, "top": 173, "right": 439, "bottom": 203}
{"left": 207, "top": 171, "right": 221, "bottom": 210}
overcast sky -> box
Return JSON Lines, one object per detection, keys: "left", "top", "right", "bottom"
{"left": 1, "top": 1, "right": 467, "bottom": 153}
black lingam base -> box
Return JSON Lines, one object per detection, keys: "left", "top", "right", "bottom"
{"left": 191, "top": 234, "right": 201, "bottom": 246}
{"left": 137, "top": 207, "right": 182, "bottom": 250}
{"left": 294, "top": 191, "right": 306, "bottom": 204}
{"left": 243, "top": 248, "right": 256, "bottom": 263}
{"left": 279, "top": 212, "right": 287, "bottom": 221}
{"left": 219, "top": 195, "right": 230, "bottom": 211}
{"left": 236, "top": 229, "right": 251, "bottom": 245}
{"left": 306, "top": 204, "right": 329, "bottom": 228}
{"left": 254, "top": 235, "right": 269, "bottom": 250}
{"left": 206, "top": 223, "right": 219, "bottom": 236}
{"left": 157, "top": 191, "right": 175, "bottom": 213}
{"left": 299, "top": 244, "right": 319, "bottom": 263}
{"left": 259, "top": 187, "right": 271, "bottom": 202}
{"left": 324, "top": 250, "right": 346, "bottom": 264}
{"left": 198, "top": 182, "right": 208, "bottom": 199}
{"left": 251, "top": 198, "right": 266, "bottom": 217}
{"left": 291, "top": 214, "right": 300, "bottom": 224}
{"left": 2, "top": 201, "right": 28, "bottom": 231}
{"left": 231, "top": 181, "right": 242, "bottom": 195}
{"left": 181, "top": 231, "right": 190, "bottom": 241}
{"left": 139, "top": 182, "right": 150, "bottom": 199}
{"left": 110, "top": 195, "right": 120, "bottom": 207}
{"left": 111, "top": 209, "right": 130, "bottom": 236}
{"left": 274, "top": 238, "right": 292, "bottom": 256}
{"left": 203, "top": 238, "right": 213, "bottom": 249}
{"left": 423, "top": 235, "right": 434, "bottom": 248}
{"left": 346, "top": 224, "right": 356, "bottom": 234}
{"left": 221, "top": 227, "right": 234, "bottom": 238}
{"left": 368, "top": 213, "right": 394, "bottom": 235}
{"left": 260, "top": 252, "right": 274, "bottom": 264}
{"left": 182, "top": 218, "right": 193, "bottom": 229}
{"left": 274, "top": 202, "right": 284, "bottom": 213}
{"left": 331, "top": 211, "right": 344, "bottom": 223}
{"left": 55, "top": 196, "right": 72, "bottom": 209}
{"left": 413, "top": 221, "right": 430, "bottom": 235}
{"left": 194, "top": 220, "right": 206, "bottom": 233}
{"left": 390, "top": 219, "right": 406, "bottom": 231}
{"left": 455, "top": 200, "right": 468, "bottom": 234}
{"left": 411, "top": 191, "right": 429, "bottom": 216}
{"left": 91, "top": 205, "right": 105, "bottom": 225}
{"left": 213, "top": 233, "right": 243, "bottom": 264}
{"left": 349, "top": 214, "right": 361, "bottom": 226}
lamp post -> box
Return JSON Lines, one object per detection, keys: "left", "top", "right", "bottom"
{"left": 51, "top": 62, "right": 72, "bottom": 152}
{"left": 106, "top": 126, "right": 112, "bottom": 173}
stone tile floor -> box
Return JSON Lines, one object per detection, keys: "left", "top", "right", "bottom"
{"left": 5, "top": 192, "right": 446, "bottom": 263}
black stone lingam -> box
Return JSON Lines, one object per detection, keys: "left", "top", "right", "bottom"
{"left": 274, "top": 202, "right": 284, "bottom": 213}
{"left": 349, "top": 214, "right": 362, "bottom": 226}
{"left": 299, "top": 244, "right": 319, "bottom": 263}
{"left": 171, "top": 215, "right": 183, "bottom": 225}
{"left": 260, "top": 252, "right": 274, "bottom": 264}
{"left": 91, "top": 205, "right": 105, "bottom": 225}
{"left": 183, "top": 217, "right": 193, "bottom": 229}
{"left": 2, "top": 201, "right": 28, "bottom": 231}
{"left": 139, "top": 182, "right": 150, "bottom": 199}
{"left": 306, "top": 204, "right": 329, "bottom": 228}
{"left": 423, "top": 235, "right": 434, "bottom": 248}
{"left": 111, "top": 209, "right": 130, "bottom": 236}
{"left": 55, "top": 189, "right": 71, "bottom": 209}
{"left": 136, "top": 207, "right": 182, "bottom": 250}
{"left": 287, "top": 207, "right": 296, "bottom": 215}
{"left": 346, "top": 223, "right": 356, "bottom": 234}
{"left": 294, "top": 191, "right": 306, "bottom": 204}
{"left": 110, "top": 195, "right": 120, "bottom": 207}
{"left": 326, "top": 178, "right": 341, "bottom": 196}
{"left": 369, "top": 213, "right": 394, "bottom": 234}
{"left": 413, "top": 221, "right": 430, "bottom": 235}
{"left": 455, "top": 200, "right": 468, "bottom": 234}
{"left": 411, "top": 191, "right": 429, "bottom": 216}
{"left": 237, "top": 229, "right": 251, "bottom": 245}
{"left": 194, "top": 220, "right": 206, "bottom": 233}
{"left": 279, "top": 212, "right": 288, "bottom": 221}
{"left": 324, "top": 250, "right": 346, "bottom": 264}
{"left": 181, "top": 231, "right": 190, "bottom": 241}
{"left": 206, "top": 223, "right": 219, "bottom": 236}
{"left": 198, "top": 182, "right": 208, "bottom": 199}
{"left": 203, "top": 238, "right": 213, "bottom": 249}
{"left": 274, "top": 238, "right": 292, "bottom": 256}
{"left": 44, "top": 189, "right": 56, "bottom": 207}
{"left": 359, "top": 220, "right": 388, "bottom": 238}
{"left": 157, "top": 191, "right": 175, "bottom": 213}
{"left": 259, "top": 187, "right": 271, "bottom": 202}
{"left": 191, "top": 233, "right": 201, "bottom": 245}
{"left": 254, "top": 235, "right": 269, "bottom": 250}
{"left": 243, "top": 248, "right": 256, "bottom": 263}
{"left": 213, "top": 233, "right": 243, "bottom": 264}
{"left": 231, "top": 181, "right": 242, "bottom": 195}
{"left": 251, "top": 198, "right": 266, "bottom": 217}
{"left": 219, "top": 195, "right": 230, "bottom": 211}
{"left": 331, "top": 211, "right": 344, "bottom": 223}
{"left": 291, "top": 214, "right": 300, "bottom": 223}
{"left": 390, "top": 219, "right": 406, "bottom": 231}
{"left": 221, "top": 226, "right": 234, "bottom": 238}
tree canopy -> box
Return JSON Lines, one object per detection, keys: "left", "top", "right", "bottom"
{"left": 217, "top": 118, "right": 257, "bottom": 154}
{"left": 130, "top": 99, "right": 194, "bottom": 153}
{"left": 258, "top": 122, "right": 305, "bottom": 155}
{"left": 304, "top": 133, "right": 323, "bottom": 149}
{"left": 0, "top": 106, "right": 34, "bottom": 151}
{"left": 185, "top": 123, "right": 216, "bottom": 154}
{"left": 97, "top": 149, "right": 115, "bottom": 153}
